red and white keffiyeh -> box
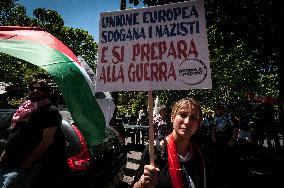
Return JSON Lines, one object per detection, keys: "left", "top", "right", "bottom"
{"left": 11, "top": 99, "right": 50, "bottom": 128}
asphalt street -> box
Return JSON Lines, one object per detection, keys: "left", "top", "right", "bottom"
{"left": 118, "top": 139, "right": 146, "bottom": 188}
{"left": 118, "top": 140, "right": 284, "bottom": 188}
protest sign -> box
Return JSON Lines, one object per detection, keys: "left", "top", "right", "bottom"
{"left": 96, "top": 0, "right": 212, "bottom": 92}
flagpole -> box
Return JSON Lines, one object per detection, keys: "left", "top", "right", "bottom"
{"left": 148, "top": 90, "right": 155, "bottom": 165}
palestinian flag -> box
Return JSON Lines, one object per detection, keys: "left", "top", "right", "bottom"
{"left": 0, "top": 26, "right": 112, "bottom": 146}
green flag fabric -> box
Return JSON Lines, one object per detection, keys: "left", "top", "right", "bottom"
{"left": 0, "top": 26, "right": 108, "bottom": 146}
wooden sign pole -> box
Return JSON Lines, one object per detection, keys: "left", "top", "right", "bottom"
{"left": 148, "top": 90, "right": 155, "bottom": 165}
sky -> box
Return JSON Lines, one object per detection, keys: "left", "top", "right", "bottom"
{"left": 17, "top": 0, "right": 130, "bottom": 42}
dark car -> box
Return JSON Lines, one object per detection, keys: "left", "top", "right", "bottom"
{"left": 0, "top": 109, "right": 127, "bottom": 188}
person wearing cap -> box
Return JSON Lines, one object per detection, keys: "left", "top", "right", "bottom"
{"left": 0, "top": 77, "right": 66, "bottom": 188}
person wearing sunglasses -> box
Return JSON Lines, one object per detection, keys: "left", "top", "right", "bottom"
{"left": 0, "top": 77, "right": 66, "bottom": 188}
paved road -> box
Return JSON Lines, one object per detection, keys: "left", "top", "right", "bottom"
{"left": 122, "top": 149, "right": 143, "bottom": 186}
{"left": 118, "top": 140, "right": 146, "bottom": 188}
{"left": 60, "top": 112, "right": 283, "bottom": 188}
{"left": 118, "top": 142, "right": 284, "bottom": 188}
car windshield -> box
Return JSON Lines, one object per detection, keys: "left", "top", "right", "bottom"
{"left": 0, "top": 112, "right": 9, "bottom": 121}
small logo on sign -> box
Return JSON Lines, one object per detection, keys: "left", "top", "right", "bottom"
{"left": 178, "top": 59, "right": 207, "bottom": 85}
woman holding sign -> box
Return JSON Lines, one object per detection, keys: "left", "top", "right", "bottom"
{"left": 132, "top": 98, "right": 206, "bottom": 188}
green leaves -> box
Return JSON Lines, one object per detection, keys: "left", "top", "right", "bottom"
{"left": 125, "top": 0, "right": 279, "bottom": 111}
{"left": 0, "top": 0, "right": 98, "bottom": 100}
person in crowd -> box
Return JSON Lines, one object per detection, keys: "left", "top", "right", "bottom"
{"left": 0, "top": 78, "right": 66, "bottom": 188}
{"left": 211, "top": 103, "right": 239, "bottom": 187}
{"left": 198, "top": 111, "right": 215, "bottom": 182}
{"left": 199, "top": 111, "right": 214, "bottom": 144}
{"left": 237, "top": 116, "right": 256, "bottom": 157}
{"left": 132, "top": 98, "right": 206, "bottom": 188}
{"left": 237, "top": 109, "right": 255, "bottom": 145}
{"left": 137, "top": 106, "right": 148, "bottom": 126}
{"left": 252, "top": 106, "right": 265, "bottom": 146}
{"left": 153, "top": 105, "right": 171, "bottom": 140}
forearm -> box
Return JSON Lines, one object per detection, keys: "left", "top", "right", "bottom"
{"left": 21, "top": 127, "right": 56, "bottom": 168}
{"left": 133, "top": 164, "right": 159, "bottom": 188}
{"left": 133, "top": 175, "right": 145, "bottom": 188}
{"left": 21, "top": 140, "right": 50, "bottom": 168}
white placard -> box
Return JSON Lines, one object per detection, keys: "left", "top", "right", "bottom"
{"left": 96, "top": 0, "right": 211, "bottom": 92}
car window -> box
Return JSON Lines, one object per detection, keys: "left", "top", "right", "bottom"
{"left": 0, "top": 111, "right": 11, "bottom": 125}
{"left": 0, "top": 110, "right": 14, "bottom": 153}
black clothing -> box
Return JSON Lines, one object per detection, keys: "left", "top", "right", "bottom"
{"left": 0, "top": 105, "right": 65, "bottom": 169}
{"left": 212, "top": 113, "right": 239, "bottom": 188}
{"left": 0, "top": 104, "right": 66, "bottom": 188}
{"left": 133, "top": 138, "right": 206, "bottom": 188}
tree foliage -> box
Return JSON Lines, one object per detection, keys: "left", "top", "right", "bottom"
{"left": 124, "top": 0, "right": 279, "bottom": 113}
{"left": 0, "top": 0, "right": 18, "bottom": 25}
{"left": 0, "top": 0, "right": 98, "bottom": 85}
{"left": 0, "top": 0, "right": 279, "bottom": 116}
